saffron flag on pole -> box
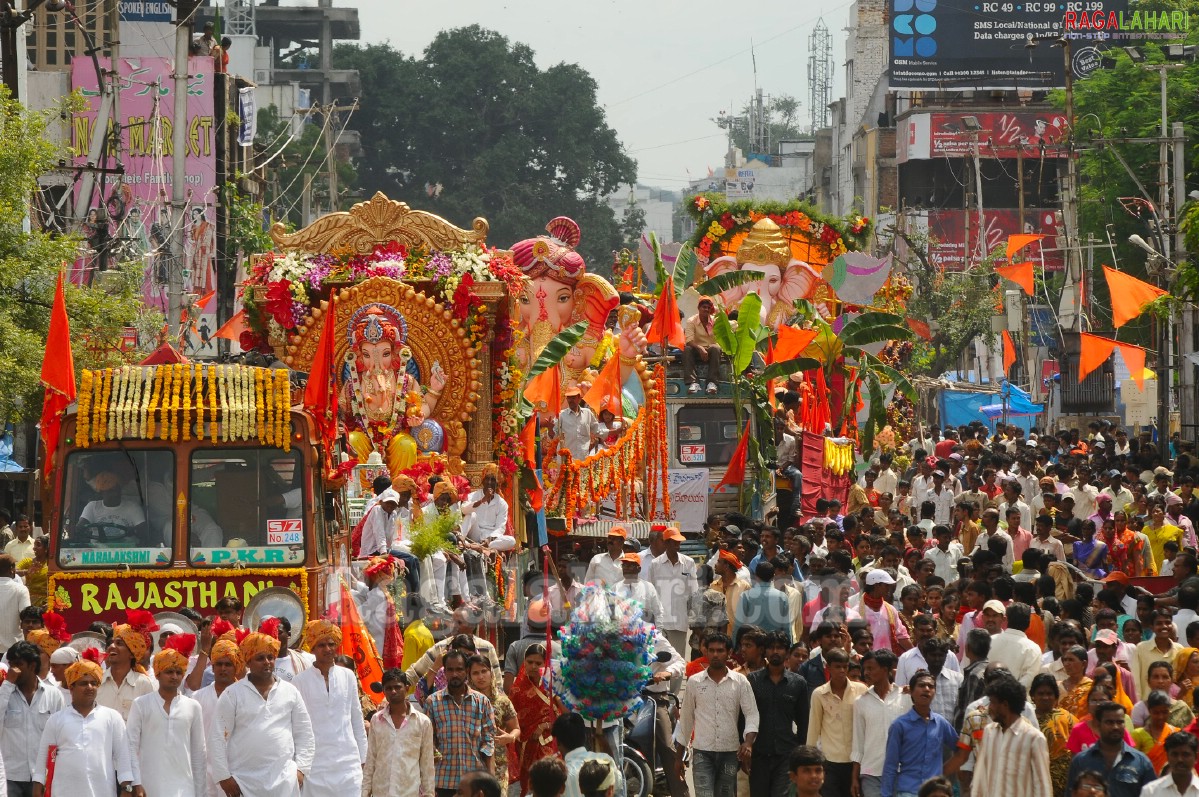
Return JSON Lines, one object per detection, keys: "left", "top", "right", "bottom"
{"left": 1103, "top": 266, "right": 1168, "bottom": 327}
{"left": 302, "top": 297, "right": 339, "bottom": 444}
{"left": 213, "top": 309, "right": 248, "bottom": 341}
{"left": 39, "top": 271, "right": 76, "bottom": 480}
{"left": 769, "top": 325, "right": 819, "bottom": 365}
{"left": 337, "top": 579, "right": 384, "bottom": 705}
{"left": 995, "top": 262, "right": 1035, "bottom": 296}
{"left": 1006, "top": 234, "right": 1045, "bottom": 262}
{"left": 646, "top": 276, "right": 686, "bottom": 349}
{"left": 523, "top": 365, "right": 562, "bottom": 415}
{"left": 716, "top": 421, "right": 750, "bottom": 492}
{"left": 1078, "top": 332, "right": 1117, "bottom": 382}
{"left": 582, "top": 350, "right": 624, "bottom": 417}
{"left": 1001, "top": 330, "right": 1017, "bottom": 376}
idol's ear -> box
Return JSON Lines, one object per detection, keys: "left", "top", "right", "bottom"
{"left": 570, "top": 274, "right": 619, "bottom": 339}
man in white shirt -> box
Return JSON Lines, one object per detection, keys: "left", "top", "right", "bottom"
{"left": 127, "top": 643, "right": 206, "bottom": 797}
{"left": 612, "top": 554, "right": 663, "bottom": 624}
{"left": 294, "top": 620, "right": 367, "bottom": 797}
{"left": 852, "top": 649, "right": 910, "bottom": 797}
{"left": 0, "top": 641, "right": 66, "bottom": 794}
{"left": 872, "top": 453, "right": 899, "bottom": 497}
{"left": 460, "top": 467, "right": 515, "bottom": 600}
{"left": 997, "top": 481, "right": 1032, "bottom": 534}
{"left": 555, "top": 712, "right": 622, "bottom": 797}
{"left": 985, "top": 602, "right": 1043, "bottom": 687}
{"left": 1028, "top": 516, "right": 1066, "bottom": 563}
{"left": 674, "top": 633, "right": 759, "bottom": 797}
{"left": 363, "top": 669, "right": 435, "bottom": 797}
{"left": 649, "top": 527, "right": 699, "bottom": 657}
{"left": 33, "top": 658, "right": 133, "bottom": 796}
{"left": 926, "top": 525, "right": 964, "bottom": 584}
{"left": 208, "top": 632, "right": 316, "bottom": 797}
{"left": 1070, "top": 466, "right": 1100, "bottom": 521}
{"left": 928, "top": 470, "right": 957, "bottom": 525}
{"left": 969, "top": 676, "right": 1052, "bottom": 797}
{"left": 0, "top": 555, "right": 29, "bottom": 657}
{"left": 3, "top": 516, "right": 34, "bottom": 566}
{"left": 357, "top": 489, "right": 401, "bottom": 557}
{"left": 557, "top": 387, "right": 597, "bottom": 461}
{"left": 894, "top": 614, "right": 961, "bottom": 688}
{"left": 1101, "top": 470, "right": 1136, "bottom": 515}
{"left": 973, "top": 509, "right": 1014, "bottom": 572}
{"left": 193, "top": 638, "right": 241, "bottom": 797}
{"left": 585, "top": 528, "right": 627, "bottom": 587}
{"left": 1143, "top": 730, "right": 1199, "bottom": 797}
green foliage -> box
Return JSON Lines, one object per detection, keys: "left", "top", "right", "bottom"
{"left": 685, "top": 195, "right": 873, "bottom": 254}
{"left": 332, "top": 29, "right": 637, "bottom": 267}
{"left": 715, "top": 94, "right": 806, "bottom": 156}
{"left": 221, "top": 181, "right": 278, "bottom": 264}
{"left": 526, "top": 321, "right": 589, "bottom": 382}
{"left": 695, "top": 269, "right": 763, "bottom": 297}
{"left": 0, "top": 88, "right": 146, "bottom": 423}
{"left": 408, "top": 508, "right": 462, "bottom": 559}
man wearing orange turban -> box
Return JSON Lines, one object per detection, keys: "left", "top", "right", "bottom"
{"left": 210, "top": 628, "right": 315, "bottom": 796}
{"left": 98, "top": 622, "right": 156, "bottom": 720}
{"left": 130, "top": 642, "right": 206, "bottom": 797}
{"left": 36, "top": 658, "right": 134, "bottom": 794}
{"left": 193, "top": 638, "right": 243, "bottom": 797}
{"left": 295, "top": 619, "right": 366, "bottom": 797}
{"left": 301, "top": 619, "right": 342, "bottom": 651}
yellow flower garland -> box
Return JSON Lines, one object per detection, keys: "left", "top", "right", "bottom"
{"left": 99, "top": 368, "right": 113, "bottom": 443}
{"left": 194, "top": 364, "right": 204, "bottom": 440}
{"left": 77, "top": 370, "right": 92, "bottom": 447}
{"left": 277, "top": 369, "right": 290, "bottom": 452}
{"left": 255, "top": 369, "right": 266, "bottom": 441}
{"left": 208, "top": 365, "right": 218, "bottom": 442}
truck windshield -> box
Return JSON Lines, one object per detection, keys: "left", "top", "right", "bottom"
{"left": 188, "top": 448, "right": 306, "bottom": 567}
{"left": 57, "top": 449, "right": 175, "bottom": 568}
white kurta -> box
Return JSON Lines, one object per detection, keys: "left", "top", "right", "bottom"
{"left": 34, "top": 704, "right": 133, "bottom": 797}
{"left": 207, "top": 677, "right": 315, "bottom": 797}
{"left": 193, "top": 684, "right": 225, "bottom": 797}
{"left": 127, "top": 691, "right": 206, "bottom": 797}
{"left": 293, "top": 665, "right": 367, "bottom": 797}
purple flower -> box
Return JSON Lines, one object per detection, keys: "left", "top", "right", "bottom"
{"left": 430, "top": 252, "right": 453, "bottom": 277}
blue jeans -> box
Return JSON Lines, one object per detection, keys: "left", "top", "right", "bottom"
{"left": 389, "top": 549, "right": 420, "bottom": 596}
{"left": 692, "top": 750, "right": 739, "bottom": 797}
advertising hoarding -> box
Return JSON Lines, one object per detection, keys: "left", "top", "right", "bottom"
{"left": 889, "top": 0, "right": 1126, "bottom": 90}
{"left": 71, "top": 57, "right": 219, "bottom": 358}
{"left": 928, "top": 209, "right": 1063, "bottom": 271}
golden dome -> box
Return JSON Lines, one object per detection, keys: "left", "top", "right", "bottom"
{"left": 737, "top": 218, "right": 791, "bottom": 267}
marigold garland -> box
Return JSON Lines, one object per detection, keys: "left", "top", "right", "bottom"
{"left": 99, "top": 368, "right": 113, "bottom": 443}
{"left": 208, "top": 365, "right": 218, "bottom": 443}
{"left": 76, "top": 370, "right": 93, "bottom": 447}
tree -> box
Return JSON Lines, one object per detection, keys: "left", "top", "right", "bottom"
{"left": 714, "top": 93, "right": 808, "bottom": 155}
{"left": 255, "top": 105, "right": 356, "bottom": 227}
{"left": 0, "top": 88, "right": 147, "bottom": 423}
{"left": 333, "top": 28, "right": 637, "bottom": 267}
{"left": 886, "top": 225, "right": 1004, "bottom": 377}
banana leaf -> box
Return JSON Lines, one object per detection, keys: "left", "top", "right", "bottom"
{"left": 839, "top": 312, "right": 913, "bottom": 347}
{"left": 672, "top": 246, "right": 698, "bottom": 299}
{"left": 860, "top": 370, "right": 887, "bottom": 454}
{"left": 805, "top": 324, "right": 843, "bottom": 365}
{"left": 648, "top": 232, "right": 667, "bottom": 297}
{"left": 713, "top": 310, "right": 737, "bottom": 360}
{"left": 696, "top": 269, "right": 763, "bottom": 297}
{"left": 760, "top": 356, "right": 822, "bottom": 383}
{"left": 860, "top": 351, "right": 917, "bottom": 402}
{"left": 730, "top": 293, "right": 762, "bottom": 374}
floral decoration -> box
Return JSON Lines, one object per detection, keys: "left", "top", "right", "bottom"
{"left": 686, "top": 195, "right": 873, "bottom": 263}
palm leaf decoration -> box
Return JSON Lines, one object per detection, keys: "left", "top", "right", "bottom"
{"left": 525, "top": 321, "right": 588, "bottom": 381}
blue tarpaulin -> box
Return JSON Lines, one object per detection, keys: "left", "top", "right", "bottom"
{"left": 939, "top": 381, "right": 1044, "bottom": 431}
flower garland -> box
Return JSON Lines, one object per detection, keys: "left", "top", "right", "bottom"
{"left": 685, "top": 195, "right": 873, "bottom": 264}
{"left": 74, "top": 365, "right": 294, "bottom": 451}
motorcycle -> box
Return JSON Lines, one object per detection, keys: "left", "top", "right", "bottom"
{"left": 622, "top": 688, "right": 682, "bottom": 797}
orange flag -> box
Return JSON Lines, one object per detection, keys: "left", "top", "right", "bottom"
{"left": 336, "top": 579, "right": 384, "bottom": 705}
{"left": 214, "top": 309, "right": 248, "bottom": 342}
{"left": 523, "top": 365, "right": 562, "bottom": 415}
{"left": 1001, "top": 330, "right": 1016, "bottom": 376}
{"left": 1103, "top": 266, "right": 1168, "bottom": 327}
{"left": 39, "top": 271, "right": 76, "bottom": 478}
{"left": 520, "top": 415, "right": 538, "bottom": 464}
{"left": 302, "top": 298, "right": 338, "bottom": 444}
{"left": 995, "top": 261, "right": 1035, "bottom": 296}
{"left": 1006, "top": 234, "right": 1045, "bottom": 261}
{"left": 583, "top": 350, "right": 624, "bottom": 416}
{"left": 770, "top": 325, "right": 819, "bottom": 365}
{"left": 646, "top": 276, "right": 686, "bottom": 349}
{"left": 716, "top": 422, "right": 750, "bottom": 492}
{"left": 1078, "top": 332, "right": 1117, "bottom": 382}
{"left": 1116, "top": 342, "right": 1147, "bottom": 390}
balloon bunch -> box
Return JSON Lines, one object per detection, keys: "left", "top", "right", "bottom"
{"left": 553, "top": 585, "right": 654, "bottom": 723}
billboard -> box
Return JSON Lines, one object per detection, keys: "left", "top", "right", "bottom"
{"left": 71, "top": 57, "right": 219, "bottom": 358}
{"left": 928, "top": 209, "right": 1063, "bottom": 272}
{"left": 724, "top": 167, "right": 755, "bottom": 200}
{"left": 889, "top": 0, "right": 1127, "bottom": 90}
{"left": 899, "top": 112, "right": 1069, "bottom": 161}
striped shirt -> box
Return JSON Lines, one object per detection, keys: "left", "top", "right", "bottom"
{"left": 426, "top": 688, "right": 496, "bottom": 790}
{"left": 972, "top": 716, "right": 1052, "bottom": 797}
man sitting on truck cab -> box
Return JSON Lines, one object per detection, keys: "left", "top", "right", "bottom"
{"left": 684, "top": 298, "right": 722, "bottom": 395}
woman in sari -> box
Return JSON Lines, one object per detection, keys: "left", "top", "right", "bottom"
{"left": 1072, "top": 519, "right": 1108, "bottom": 578}
{"left": 1131, "top": 690, "right": 1177, "bottom": 774}
{"left": 1057, "top": 645, "right": 1093, "bottom": 719}
{"left": 1174, "top": 646, "right": 1199, "bottom": 709}
{"left": 1032, "top": 673, "right": 1077, "bottom": 797}
{"left": 469, "top": 654, "right": 520, "bottom": 787}
{"left": 510, "top": 643, "right": 564, "bottom": 793}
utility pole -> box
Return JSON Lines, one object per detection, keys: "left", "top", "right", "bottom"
{"left": 1174, "top": 120, "right": 1195, "bottom": 438}
{"left": 1060, "top": 36, "right": 1084, "bottom": 332}
{"left": 324, "top": 100, "right": 338, "bottom": 212}
{"left": 167, "top": 7, "right": 191, "bottom": 339}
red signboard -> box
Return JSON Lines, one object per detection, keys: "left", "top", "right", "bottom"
{"left": 930, "top": 112, "right": 1069, "bottom": 159}
{"left": 928, "top": 209, "right": 1063, "bottom": 273}
{"left": 48, "top": 568, "right": 308, "bottom": 628}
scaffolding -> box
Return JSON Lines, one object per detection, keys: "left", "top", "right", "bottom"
{"left": 225, "top": 0, "right": 256, "bottom": 36}
{"left": 807, "top": 19, "right": 832, "bottom": 132}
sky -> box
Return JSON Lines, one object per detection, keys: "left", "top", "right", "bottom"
{"left": 351, "top": 0, "right": 851, "bottom": 193}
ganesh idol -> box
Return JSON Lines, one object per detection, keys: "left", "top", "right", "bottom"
{"left": 340, "top": 304, "right": 447, "bottom": 475}
{"left": 511, "top": 217, "right": 647, "bottom": 403}
{"left": 705, "top": 217, "right": 830, "bottom": 328}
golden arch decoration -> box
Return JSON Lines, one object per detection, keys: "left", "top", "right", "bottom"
{"left": 282, "top": 278, "right": 482, "bottom": 455}
{"left": 269, "top": 191, "right": 490, "bottom": 254}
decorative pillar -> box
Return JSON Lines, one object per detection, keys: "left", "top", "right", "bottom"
{"left": 464, "top": 281, "right": 506, "bottom": 476}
